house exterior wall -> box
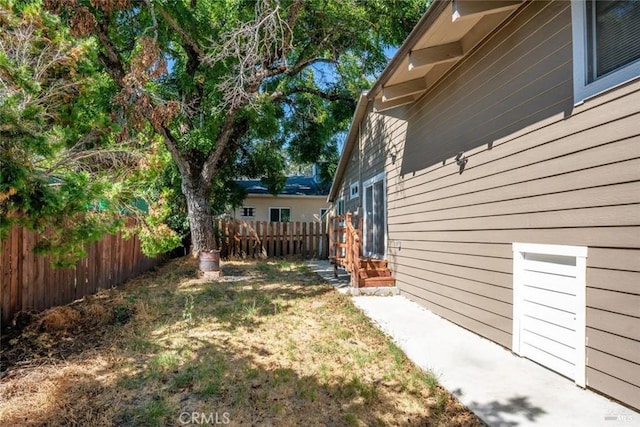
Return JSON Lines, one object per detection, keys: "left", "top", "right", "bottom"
{"left": 338, "top": 0, "right": 640, "bottom": 409}
{"left": 231, "top": 195, "right": 329, "bottom": 223}
{"left": 334, "top": 103, "right": 409, "bottom": 218}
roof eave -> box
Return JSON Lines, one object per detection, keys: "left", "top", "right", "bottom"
{"left": 328, "top": 1, "right": 451, "bottom": 204}
{"left": 367, "top": 0, "right": 452, "bottom": 101}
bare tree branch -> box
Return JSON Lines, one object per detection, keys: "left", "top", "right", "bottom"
{"left": 206, "top": 0, "right": 294, "bottom": 109}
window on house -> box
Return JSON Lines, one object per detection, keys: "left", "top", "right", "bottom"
{"left": 337, "top": 199, "right": 345, "bottom": 216}
{"left": 320, "top": 208, "right": 328, "bottom": 219}
{"left": 572, "top": 0, "right": 640, "bottom": 102}
{"left": 269, "top": 207, "right": 291, "bottom": 222}
{"left": 241, "top": 207, "right": 254, "bottom": 217}
{"left": 350, "top": 182, "right": 359, "bottom": 200}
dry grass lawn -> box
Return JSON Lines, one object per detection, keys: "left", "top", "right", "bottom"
{"left": 0, "top": 257, "right": 482, "bottom": 426}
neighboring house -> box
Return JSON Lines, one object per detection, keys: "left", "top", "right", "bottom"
{"left": 329, "top": 0, "right": 640, "bottom": 410}
{"left": 232, "top": 175, "right": 329, "bottom": 223}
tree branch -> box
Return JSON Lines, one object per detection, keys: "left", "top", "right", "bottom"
{"left": 200, "top": 107, "right": 241, "bottom": 184}
{"left": 286, "top": 57, "right": 337, "bottom": 77}
{"left": 90, "top": 10, "right": 194, "bottom": 182}
{"left": 156, "top": 124, "right": 193, "bottom": 182}
{"left": 95, "top": 16, "right": 126, "bottom": 86}
{"left": 157, "top": 5, "right": 207, "bottom": 63}
{"left": 270, "top": 86, "right": 353, "bottom": 103}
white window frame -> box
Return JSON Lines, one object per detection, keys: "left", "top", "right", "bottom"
{"left": 240, "top": 206, "right": 255, "bottom": 217}
{"left": 337, "top": 198, "right": 345, "bottom": 216}
{"left": 512, "top": 242, "right": 588, "bottom": 388}
{"left": 362, "top": 172, "right": 386, "bottom": 258}
{"left": 350, "top": 182, "right": 359, "bottom": 200}
{"left": 572, "top": 0, "right": 640, "bottom": 104}
{"left": 269, "top": 207, "right": 291, "bottom": 222}
{"left": 320, "top": 208, "right": 328, "bottom": 219}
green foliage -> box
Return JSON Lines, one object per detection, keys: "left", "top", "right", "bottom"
{"left": 2, "top": 0, "right": 427, "bottom": 258}
{"left": 0, "top": 1, "right": 183, "bottom": 262}
{"left": 0, "top": 2, "right": 124, "bottom": 264}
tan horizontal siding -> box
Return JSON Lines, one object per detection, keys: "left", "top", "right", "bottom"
{"left": 388, "top": 241, "right": 511, "bottom": 259}
{"left": 389, "top": 131, "right": 640, "bottom": 209}
{"left": 588, "top": 248, "right": 640, "bottom": 272}
{"left": 588, "top": 268, "right": 640, "bottom": 294}
{"left": 397, "top": 270, "right": 511, "bottom": 318}
{"left": 587, "top": 288, "right": 640, "bottom": 318}
{"left": 587, "top": 328, "right": 640, "bottom": 366}
{"left": 587, "top": 308, "right": 640, "bottom": 342}
{"left": 587, "top": 348, "right": 640, "bottom": 388}
{"left": 387, "top": 90, "right": 640, "bottom": 196}
{"left": 389, "top": 227, "right": 640, "bottom": 248}
{"left": 392, "top": 247, "right": 512, "bottom": 274}
{"left": 398, "top": 278, "right": 512, "bottom": 349}
{"left": 392, "top": 260, "right": 512, "bottom": 305}
{"left": 586, "top": 368, "right": 640, "bottom": 410}
{"left": 397, "top": 270, "right": 513, "bottom": 322}
{"left": 390, "top": 253, "right": 512, "bottom": 289}
{"left": 389, "top": 158, "right": 640, "bottom": 218}
{"left": 360, "top": 109, "right": 391, "bottom": 182}
{"left": 389, "top": 181, "right": 640, "bottom": 223}
{"left": 390, "top": 205, "right": 639, "bottom": 232}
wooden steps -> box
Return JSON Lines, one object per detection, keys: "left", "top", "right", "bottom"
{"left": 359, "top": 276, "right": 396, "bottom": 287}
{"left": 357, "top": 258, "right": 395, "bottom": 288}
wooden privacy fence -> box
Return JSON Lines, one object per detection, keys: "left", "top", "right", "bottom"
{"left": 1, "top": 226, "right": 163, "bottom": 325}
{"left": 218, "top": 219, "right": 328, "bottom": 259}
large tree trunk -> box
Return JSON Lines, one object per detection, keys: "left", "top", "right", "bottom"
{"left": 183, "top": 179, "right": 217, "bottom": 256}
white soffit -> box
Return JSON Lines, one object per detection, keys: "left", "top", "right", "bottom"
{"left": 375, "top": 0, "right": 522, "bottom": 111}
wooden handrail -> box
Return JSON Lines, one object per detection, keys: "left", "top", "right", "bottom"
{"left": 329, "top": 212, "right": 362, "bottom": 287}
{"left": 345, "top": 213, "right": 361, "bottom": 287}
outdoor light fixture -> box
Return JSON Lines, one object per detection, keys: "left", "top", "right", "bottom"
{"left": 455, "top": 151, "right": 468, "bottom": 173}
{"left": 388, "top": 144, "right": 398, "bottom": 164}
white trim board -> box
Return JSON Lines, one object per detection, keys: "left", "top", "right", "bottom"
{"left": 571, "top": 0, "right": 640, "bottom": 104}
{"left": 512, "top": 242, "right": 588, "bottom": 388}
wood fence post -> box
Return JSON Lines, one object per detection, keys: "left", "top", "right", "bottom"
{"left": 309, "top": 222, "right": 316, "bottom": 258}
{"left": 276, "top": 222, "right": 280, "bottom": 257}
{"left": 21, "top": 228, "right": 33, "bottom": 312}
{"left": 282, "top": 222, "right": 288, "bottom": 256}
{"left": 1, "top": 228, "right": 12, "bottom": 324}
{"left": 322, "top": 221, "right": 330, "bottom": 259}
{"left": 240, "top": 221, "right": 246, "bottom": 258}
{"left": 10, "top": 227, "right": 21, "bottom": 322}
{"left": 258, "top": 221, "right": 264, "bottom": 258}
{"left": 251, "top": 220, "right": 256, "bottom": 257}
{"left": 314, "top": 221, "right": 319, "bottom": 258}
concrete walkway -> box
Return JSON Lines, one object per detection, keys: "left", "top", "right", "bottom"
{"left": 305, "top": 260, "right": 351, "bottom": 294}
{"left": 306, "top": 260, "right": 639, "bottom": 427}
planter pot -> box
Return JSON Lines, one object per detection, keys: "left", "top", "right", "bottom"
{"left": 199, "top": 250, "right": 221, "bottom": 272}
